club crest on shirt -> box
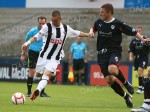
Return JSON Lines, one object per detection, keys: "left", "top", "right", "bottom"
{"left": 111, "top": 25, "right": 115, "bottom": 29}
{"left": 99, "top": 24, "right": 102, "bottom": 27}
{"left": 115, "top": 57, "right": 118, "bottom": 62}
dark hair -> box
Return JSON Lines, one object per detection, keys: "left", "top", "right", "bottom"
{"left": 101, "top": 3, "right": 113, "bottom": 14}
{"left": 52, "top": 10, "right": 61, "bottom": 17}
{"left": 37, "top": 16, "right": 46, "bottom": 22}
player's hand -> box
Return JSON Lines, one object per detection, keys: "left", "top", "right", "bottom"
{"left": 84, "top": 59, "right": 88, "bottom": 63}
{"left": 88, "top": 31, "right": 95, "bottom": 38}
{"left": 129, "top": 56, "right": 133, "bottom": 62}
{"left": 21, "top": 43, "right": 28, "bottom": 51}
{"left": 20, "top": 55, "right": 26, "bottom": 62}
{"left": 69, "top": 59, "right": 72, "bottom": 66}
{"left": 143, "top": 38, "right": 150, "bottom": 43}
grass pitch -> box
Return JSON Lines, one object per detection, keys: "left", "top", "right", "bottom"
{"left": 1, "top": 82, "right": 143, "bottom": 112}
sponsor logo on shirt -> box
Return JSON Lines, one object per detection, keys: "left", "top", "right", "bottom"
{"left": 50, "top": 39, "right": 62, "bottom": 44}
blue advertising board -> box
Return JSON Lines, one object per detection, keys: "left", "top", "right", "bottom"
{"left": 124, "top": 0, "right": 150, "bottom": 8}
{"left": 0, "top": 0, "right": 26, "bottom": 8}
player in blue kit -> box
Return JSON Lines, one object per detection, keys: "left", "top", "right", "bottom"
{"left": 69, "top": 37, "right": 88, "bottom": 85}
{"left": 20, "top": 16, "right": 49, "bottom": 97}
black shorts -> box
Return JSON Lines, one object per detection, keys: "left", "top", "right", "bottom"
{"left": 27, "top": 50, "right": 39, "bottom": 69}
{"left": 73, "top": 59, "right": 85, "bottom": 71}
{"left": 134, "top": 56, "right": 148, "bottom": 70}
{"left": 97, "top": 52, "right": 121, "bottom": 77}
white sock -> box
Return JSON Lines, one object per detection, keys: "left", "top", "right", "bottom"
{"left": 142, "top": 103, "right": 150, "bottom": 110}
{"left": 37, "top": 74, "right": 49, "bottom": 92}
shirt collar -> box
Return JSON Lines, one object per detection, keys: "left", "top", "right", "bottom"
{"left": 50, "top": 21, "right": 63, "bottom": 28}
{"left": 103, "top": 17, "right": 115, "bottom": 23}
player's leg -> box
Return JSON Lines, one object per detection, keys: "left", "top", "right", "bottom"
{"left": 73, "top": 59, "right": 79, "bottom": 85}
{"left": 101, "top": 65, "right": 133, "bottom": 108}
{"left": 137, "top": 58, "right": 148, "bottom": 94}
{"left": 97, "top": 53, "right": 133, "bottom": 108}
{"left": 26, "top": 50, "right": 37, "bottom": 97}
{"left": 36, "top": 73, "right": 49, "bottom": 97}
{"left": 137, "top": 67, "right": 144, "bottom": 94}
{"left": 30, "top": 59, "right": 59, "bottom": 100}
{"left": 27, "top": 68, "right": 35, "bottom": 96}
{"left": 78, "top": 59, "right": 85, "bottom": 85}
{"left": 73, "top": 71, "right": 79, "bottom": 85}
{"left": 131, "top": 71, "right": 150, "bottom": 112}
{"left": 50, "top": 69, "right": 60, "bottom": 82}
{"left": 108, "top": 53, "right": 134, "bottom": 95}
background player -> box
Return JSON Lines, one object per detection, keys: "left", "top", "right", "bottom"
{"left": 129, "top": 27, "right": 150, "bottom": 94}
{"left": 69, "top": 37, "right": 88, "bottom": 85}
{"left": 89, "top": 3, "right": 150, "bottom": 108}
{"left": 20, "top": 16, "right": 49, "bottom": 97}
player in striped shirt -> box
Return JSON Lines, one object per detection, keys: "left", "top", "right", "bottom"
{"left": 21, "top": 10, "right": 91, "bottom": 100}
{"left": 20, "top": 16, "right": 49, "bottom": 97}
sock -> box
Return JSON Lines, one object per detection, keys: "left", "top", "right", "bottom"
{"left": 41, "top": 88, "right": 45, "bottom": 94}
{"left": 139, "top": 76, "right": 144, "bottom": 88}
{"left": 111, "top": 81, "right": 125, "bottom": 97}
{"left": 116, "top": 70, "right": 127, "bottom": 85}
{"left": 37, "top": 74, "right": 49, "bottom": 92}
{"left": 27, "top": 76, "right": 33, "bottom": 93}
{"left": 143, "top": 78, "right": 150, "bottom": 107}
{"left": 80, "top": 73, "right": 84, "bottom": 83}
{"left": 74, "top": 73, "right": 79, "bottom": 83}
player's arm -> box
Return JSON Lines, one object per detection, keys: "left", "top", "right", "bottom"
{"left": 66, "top": 25, "right": 92, "bottom": 38}
{"left": 88, "top": 21, "right": 98, "bottom": 38}
{"left": 20, "top": 29, "right": 34, "bottom": 62}
{"left": 128, "top": 40, "right": 134, "bottom": 62}
{"left": 84, "top": 44, "right": 88, "bottom": 63}
{"left": 79, "top": 32, "right": 89, "bottom": 37}
{"left": 21, "top": 24, "right": 48, "bottom": 53}
{"left": 84, "top": 53, "right": 88, "bottom": 63}
{"left": 89, "top": 27, "right": 96, "bottom": 38}
{"left": 119, "top": 21, "right": 150, "bottom": 42}
{"left": 69, "top": 44, "right": 73, "bottom": 65}
{"left": 129, "top": 52, "right": 134, "bottom": 62}
{"left": 21, "top": 37, "right": 37, "bottom": 54}
{"left": 69, "top": 53, "right": 73, "bottom": 66}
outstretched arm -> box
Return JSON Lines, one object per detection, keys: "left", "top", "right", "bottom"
{"left": 79, "top": 32, "right": 89, "bottom": 37}
{"left": 67, "top": 25, "right": 93, "bottom": 38}
{"left": 135, "top": 32, "right": 150, "bottom": 43}
{"left": 88, "top": 27, "right": 95, "bottom": 38}
{"left": 21, "top": 37, "right": 37, "bottom": 54}
{"left": 129, "top": 52, "right": 134, "bottom": 62}
{"left": 21, "top": 24, "right": 48, "bottom": 54}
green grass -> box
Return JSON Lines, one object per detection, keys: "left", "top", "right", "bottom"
{"left": 1, "top": 82, "right": 143, "bottom": 112}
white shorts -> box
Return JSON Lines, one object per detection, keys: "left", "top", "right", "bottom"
{"left": 35, "top": 57, "right": 60, "bottom": 74}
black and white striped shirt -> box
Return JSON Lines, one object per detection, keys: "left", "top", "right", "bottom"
{"left": 34, "top": 22, "right": 80, "bottom": 60}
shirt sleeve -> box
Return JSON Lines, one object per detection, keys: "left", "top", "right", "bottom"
{"left": 34, "top": 24, "right": 48, "bottom": 40}
{"left": 92, "top": 20, "right": 98, "bottom": 32}
{"left": 66, "top": 25, "right": 80, "bottom": 38}
{"left": 69, "top": 44, "right": 74, "bottom": 53}
{"left": 119, "top": 21, "right": 137, "bottom": 36}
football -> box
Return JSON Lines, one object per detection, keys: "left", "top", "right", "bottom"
{"left": 12, "top": 92, "right": 25, "bottom": 105}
